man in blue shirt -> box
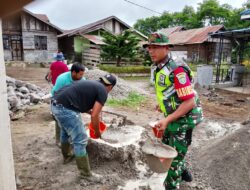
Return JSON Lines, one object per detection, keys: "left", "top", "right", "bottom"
{"left": 52, "top": 63, "right": 85, "bottom": 151}
{"left": 52, "top": 63, "right": 86, "bottom": 96}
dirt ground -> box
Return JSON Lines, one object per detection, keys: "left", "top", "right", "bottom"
{"left": 6, "top": 66, "right": 250, "bottom": 190}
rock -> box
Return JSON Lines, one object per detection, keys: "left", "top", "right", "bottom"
{"left": 15, "top": 79, "right": 26, "bottom": 88}
{"left": 6, "top": 76, "right": 16, "bottom": 87}
{"left": 7, "top": 86, "right": 16, "bottom": 97}
{"left": 30, "top": 93, "right": 41, "bottom": 104}
{"left": 8, "top": 96, "right": 19, "bottom": 108}
{"left": 41, "top": 93, "right": 51, "bottom": 104}
{"left": 16, "top": 92, "right": 25, "bottom": 99}
{"left": 26, "top": 83, "right": 38, "bottom": 91}
{"left": 19, "top": 86, "right": 30, "bottom": 94}
{"left": 21, "top": 99, "right": 30, "bottom": 105}
{"left": 38, "top": 92, "right": 45, "bottom": 97}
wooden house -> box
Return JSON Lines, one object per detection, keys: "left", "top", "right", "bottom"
{"left": 159, "top": 25, "right": 232, "bottom": 64}
{"left": 2, "top": 9, "right": 63, "bottom": 62}
{"left": 58, "top": 16, "right": 147, "bottom": 65}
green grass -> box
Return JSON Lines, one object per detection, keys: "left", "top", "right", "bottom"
{"left": 107, "top": 92, "right": 146, "bottom": 107}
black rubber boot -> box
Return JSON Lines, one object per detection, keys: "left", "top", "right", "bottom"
{"left": 55, "top": 120, "right": 61, "bottom": 147}
{"left": 182, "top": 169, "right": 193, "bottom": 182}
{"left": 61, "top": 143, "right": 74, "bottom": 164}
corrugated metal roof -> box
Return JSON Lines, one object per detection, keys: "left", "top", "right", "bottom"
{"left": 159, "top": 26, "right": 185, "bottom": 36}
{"left": 58, "top": 16, "right": 129, "bottom": 37}
{"left": 82, "top": 34, "right": 105, "bottom": 45}
{"left": 240, "top": 9, "right": 250, "bottom": 16}
{"left": 58, "top": 16, "right": 147, "bottom": 40}
{"left": 168, "top": 25, "right": 224, "bottom": 45}
{"left": 33, "top": 13, "right": 49, "bottom": 23}
{"left": 211, "top": 27, "right": 250, "bottom": 38}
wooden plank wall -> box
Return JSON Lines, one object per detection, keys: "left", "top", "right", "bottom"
{"left": 82, "top": 44, "right": 101, "bottom": 65}
{"left": 82, "top": 44, "right": 143, "bottom": 66}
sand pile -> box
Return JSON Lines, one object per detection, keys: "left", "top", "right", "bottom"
{"left": 85, "top": 69, "right": 147, "bottom": 99}
{"left": 193, "top": 124, "right": 250, "bottom": 190}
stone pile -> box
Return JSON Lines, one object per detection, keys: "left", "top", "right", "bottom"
{"left": 85, "top": 69, "right": 147, "bottom": 99}
{"left": 6, "top": 76, "right": 49, "bottom": 119}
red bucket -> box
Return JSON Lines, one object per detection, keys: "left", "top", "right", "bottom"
{"left": 152, "top": 126, "right": 164, "bottom": 138}
{"left": 149, "top": 121, "right": 164, "bottom": 138}
{"left": 88, "top": 121, "right": 107, "bottom": 139}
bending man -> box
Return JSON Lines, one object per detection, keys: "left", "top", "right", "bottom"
{"left": 51, "top": 74, "right": 116, "bottom": 178}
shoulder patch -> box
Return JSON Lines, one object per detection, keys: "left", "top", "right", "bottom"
{"left": 176, "top": 72, "right": 186, "bottom": 85}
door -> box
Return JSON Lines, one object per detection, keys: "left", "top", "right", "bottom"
{"left": 10, "top": 35, "right": 22, "bottom": 61}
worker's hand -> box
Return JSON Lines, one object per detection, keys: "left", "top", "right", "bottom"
{"left": 155, "top": 105, "right": 162, "bottom": 112}
{"left": 155, "top": 118, "right": 169, "bottom": 131}
{"left": 94, "top": 130, "right": 101, "bottom": 139}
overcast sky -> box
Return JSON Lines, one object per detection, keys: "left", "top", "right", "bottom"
{"left": 25, "top": 0, "right": 247, "bottom": 30}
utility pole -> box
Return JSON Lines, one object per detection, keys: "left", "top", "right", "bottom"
{"left": 0, "top": 19, "right": 17, "bottom": 190}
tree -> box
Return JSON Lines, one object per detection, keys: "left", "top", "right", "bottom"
{"left": 133, "top": 0, "right": 250, "bottom": 35}
{"left": 134, "top": 16, "right": 161, "bottom": 36}
{"left": 158, "top": 12, "right": 173, "bottom": 29}
{"left": 181, "top": 6, "right": 202, "bottom": 29}
{"left": 197, "top": 0, "right": 231, "bottom": 26}
{"left": 100, "top": 30, "right": 140, "bottom": 67}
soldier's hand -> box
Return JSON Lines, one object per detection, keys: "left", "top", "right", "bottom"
{"left": 155, "top": 118, "right": 168, "bottom": 131}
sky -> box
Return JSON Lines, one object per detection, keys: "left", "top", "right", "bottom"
{"left": 25, "top": 0, "right": 247, "bottom": 30}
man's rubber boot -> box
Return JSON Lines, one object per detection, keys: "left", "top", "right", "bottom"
{"left": 61, "top": 143, "right": 74, "bottom": 164}
{"left": 76, "top": 155, "right": 92, "bottom": 177}
{"left": 55, "top": 121, "right": 61, "bottom": 147}
{"left": 182, "top": 169, "right": 193, "bottom": 182}
{"left": 76, "top": 155, "right": 102, "bottom": 182}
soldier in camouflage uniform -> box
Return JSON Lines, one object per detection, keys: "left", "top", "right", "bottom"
{"left": 143, "top": 32, "right": 203, "bottom": 190}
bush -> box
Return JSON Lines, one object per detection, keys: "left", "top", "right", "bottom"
{"left": 188, "top": 63, "right": 198, "bottom": 72}
{"left": 98, "top": 64, "right": 151, "bottom": 73}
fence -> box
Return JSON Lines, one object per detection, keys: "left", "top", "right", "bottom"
{"left": 196, "top": 64, "right": 248, "bottom": 86}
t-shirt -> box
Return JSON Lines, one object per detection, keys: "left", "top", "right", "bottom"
{"left": 50, "top": 61, "right": 69, "bottom": 85}
{"left": 53, "top": 80, "right": 108, "bottom": 113}
{"left": 51, "top": 71, "right": 86, "bottom": 96}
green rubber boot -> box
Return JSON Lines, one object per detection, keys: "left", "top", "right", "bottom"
{"left": 61, "top": 143, "right": 74, "bottom": 164}
{"left": 75, "top": 155, "right": 92, "bottom": 177}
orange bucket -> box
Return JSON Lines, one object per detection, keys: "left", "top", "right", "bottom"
{"left": 88, "top": 121, "right": 107, "bottom": 139}
{"left": 149, "top": 121, "right": 164, "bottom": 138}
{"left": 152, "top": 126, "right": 164, "bottom": 138}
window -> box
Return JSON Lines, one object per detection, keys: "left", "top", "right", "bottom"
{"left": 34, "top": 35, "right": 47, "bottom": 50}
{"left": 3, "top": 35, "right": 10, "bottom": 49}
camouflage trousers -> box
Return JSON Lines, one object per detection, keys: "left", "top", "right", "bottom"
{"left": 162, "top": 121, "right": 193, "bottom": 190}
